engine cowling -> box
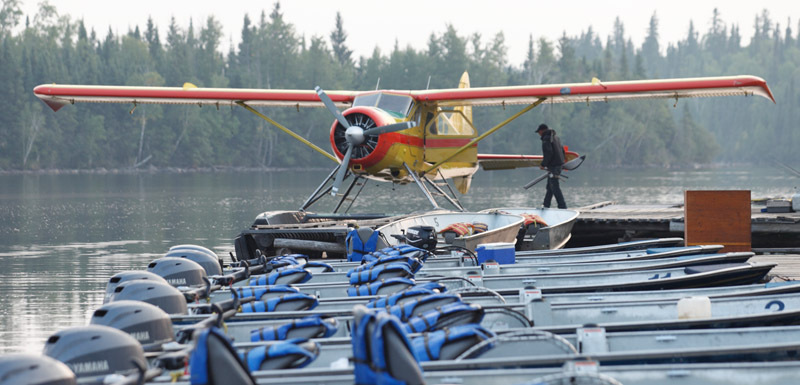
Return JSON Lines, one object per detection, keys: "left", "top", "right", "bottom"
{"left": 329, "top": 106, "right": 401, "bottom": 168}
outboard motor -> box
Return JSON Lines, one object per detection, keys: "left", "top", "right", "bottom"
{"left": 169, "top": 244, "right": 217, "bottom": 258}
{"left": 90, "top": 300, "right": 174, "bottom": 349}
{"left": 146, "top": 257, "right": 207, "bottom": 287}
{"left": 0, "top": 354, "right": 76, "bottom": 385}
{"left": 104, "top": 271, "right": 168, "bottom": 303}
{"left": 43, "top": 325, "right": 146, "bottom": 382}
{"left": 107, "top": 280, "right": 188, "bottom": 315}
{"left": 165, "top": 248, "right": 222, "bottom": 276}
{"left": 405, "top": 226, "right": 437, "bottom": 251}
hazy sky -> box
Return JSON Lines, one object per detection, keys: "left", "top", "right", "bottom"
{"left": 18, "top": 0, "right": 800, "bottom": 65}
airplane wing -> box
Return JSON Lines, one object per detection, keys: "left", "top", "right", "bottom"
{"left": 477, "top": 151, "right": 581, "bottom": 171}
{"left": 32, "top": 83, "right": 359, "bottom": 112}
{"left": 410, "top": 75, "right": 775, "bottom": 107}
{"left": 34, "top": 75, "right": 773, "bottom": 112}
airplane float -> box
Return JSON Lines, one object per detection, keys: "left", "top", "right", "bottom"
{"left": 33, "top": 72, "right": 774, "bottom": 212}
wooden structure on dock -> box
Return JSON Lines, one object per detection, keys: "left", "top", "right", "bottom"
{"left": 684, "top": 190, "right": 751, "bottom": 252}
{"left": 572, "top": 200, "right": 800, "bottom": 248}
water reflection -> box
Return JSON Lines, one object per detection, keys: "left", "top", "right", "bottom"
{"left": 0, "top": 166, "right": 796, "bottom": 352}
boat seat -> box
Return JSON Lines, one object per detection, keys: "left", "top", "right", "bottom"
{"left": 684, "top": 263, "right": 746, "bottom": 275}
{"left": 190, "top": 327, "right": 255, "bottom": 385}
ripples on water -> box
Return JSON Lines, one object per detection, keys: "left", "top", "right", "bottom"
{"left": 0, "top": 167, "right": 796, "bottom": 353}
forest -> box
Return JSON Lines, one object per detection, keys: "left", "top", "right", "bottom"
{"left": 0, "top": 1, "right": 794, "bottom": 171}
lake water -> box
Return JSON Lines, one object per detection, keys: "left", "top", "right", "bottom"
{"left": 0, "top": 166, "right": 796, "bottom": 353}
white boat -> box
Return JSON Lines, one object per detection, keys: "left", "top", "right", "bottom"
{"left": 376, "top": 211, "right": 524, "bottom": 252}
{"left": 481, "top": 207, "right": 579, "bottom": 250}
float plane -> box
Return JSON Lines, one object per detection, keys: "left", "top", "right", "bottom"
{"left": 34, "top": 73, "right": 774, "bottom": 211}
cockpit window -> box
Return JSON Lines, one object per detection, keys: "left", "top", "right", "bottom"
{"left": 353, "top": 93, "right": 414, "bottom": 118}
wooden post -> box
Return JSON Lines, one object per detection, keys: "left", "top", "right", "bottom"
{"left": 684, "top": 190, "right": 751, "bottom": 252}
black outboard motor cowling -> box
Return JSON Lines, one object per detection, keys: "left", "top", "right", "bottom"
{"left": 405, "top": 226, "right": 437, "bottom": 251}
{"left": 90, "top": 300, "right": 174, "bottom": 348}
{"left": 146, "top": 257, "right": 206, "bottom": 287}
{"left": 104, "top": 271, "right": 168, "bottom": 303}
{"left": 108, "top": 280, "right": 188, "bottom": 315}
{"left": 43, "top": 325, "right": 146, "bottom": 382}
{"left": 165, "top": 247, "right": 222, "bottom": 276}
{"left": 0, "top": 354, "right": 76, "bottom": 385}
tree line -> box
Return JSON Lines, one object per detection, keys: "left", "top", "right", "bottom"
{"left": 0, "top": 2, "right": 792, "bottom": 170}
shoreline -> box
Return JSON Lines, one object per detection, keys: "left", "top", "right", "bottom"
{"left": 0, "top": 162, "right": 765, "bottom": 176}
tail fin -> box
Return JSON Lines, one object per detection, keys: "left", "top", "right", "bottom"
{"left": 450, "top": 72, "right": 472, "bottom": 134}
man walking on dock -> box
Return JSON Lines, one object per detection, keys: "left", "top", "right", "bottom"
{"left": 537, "top": 124, "right": 567, "bottom": 209}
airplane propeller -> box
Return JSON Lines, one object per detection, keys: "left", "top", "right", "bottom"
{"left": 315, "top": 86, "right": 416, "bottom": 196}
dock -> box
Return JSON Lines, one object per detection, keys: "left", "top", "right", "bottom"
{"left": 571, "top": 201, "right": 800, "bottom": 248}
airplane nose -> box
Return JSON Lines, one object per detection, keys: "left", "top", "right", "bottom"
{"left": 345, "top": 126, "right": 365, "bottom": 145}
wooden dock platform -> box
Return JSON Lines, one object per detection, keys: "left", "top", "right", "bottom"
{"left": 751, "top": 254, "right": 800, "bottom": 281}
{"left": 570, "top": 201, "right": 800, "bottom": 248}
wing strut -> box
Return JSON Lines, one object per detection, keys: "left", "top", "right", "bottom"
{"left": 423, "top": 98, "right": 547, "bottom": 175}
{"left": 236, "top": 101, "right": 339, "bottom": 163}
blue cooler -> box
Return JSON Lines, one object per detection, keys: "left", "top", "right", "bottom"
{"left": 475, "top": 242, "right": 515, "bottom": 265}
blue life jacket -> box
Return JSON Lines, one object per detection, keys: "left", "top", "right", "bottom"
{"left": 250, "top": 316, "right": 338, "bottom": 342}
{"left": 411, "top": 324, "right": 496, "bottom": 362}
{"left": 349, "top": 262, "right": 415, "bottom": 285}
{"left": 241, "top": 338, "right": 318, "bottom": 372}
{"left": 367, "top": 288, "right": 434, "bottom": 309}
{"left": 366, "top": 281, "right": 448, "bottom": 308}
{"left": 348, "top": 277, "right": 415, "bottom": 297}
{"left": 349, "top": 254, "right": 423, "bottom": 276}
{"left": 190, "top": 327, "right": 254, "bottom": 385}
{"left": 405, "top": 302, "right": 484, "bottom": 333}
{"left": 362, "top": 246, "right": 429, "bottom": 264}
{"left": 234, "top": 285, "right": 299, "bottom": 301}
{"left": 387, "top": 293, "right": 462, "bottom": 322}
{"left": 351, "top": 306, "right": 423, "bottom": 385}
{"left": 346, "top": 228, "right": 381, "bottom": 262}
{"left": 267, "top": 256, "right": 300, "bottom": 266}
{"left": 240, "top": 293, "right": 318, "bottom": 313}
{"left": 303, "top": 261, "right": 334, "bottom": 273}
{"left": 249, "top": 266, "right": 312, "bottom": 286}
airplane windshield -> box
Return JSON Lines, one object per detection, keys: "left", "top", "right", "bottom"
{"left": 353, "top": 93, "right": 413, "bottom": 118}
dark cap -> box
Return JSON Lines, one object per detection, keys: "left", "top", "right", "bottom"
{"left": 536, "top": 124, "right": 548, "bottom": 132}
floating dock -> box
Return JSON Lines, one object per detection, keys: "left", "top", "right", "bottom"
{"left": 571, "top": 201, "right": 800, "bottom": 248}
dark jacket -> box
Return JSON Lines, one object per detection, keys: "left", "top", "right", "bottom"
{"left": 540, "top": 129, "right": 566, "bottom": 168}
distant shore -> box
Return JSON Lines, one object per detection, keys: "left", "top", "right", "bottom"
{"left": 0, "top": 162, "right": 760, "bottom": 176}
{"left": 0, "top": 165, "right": 331, "bottom": 176}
